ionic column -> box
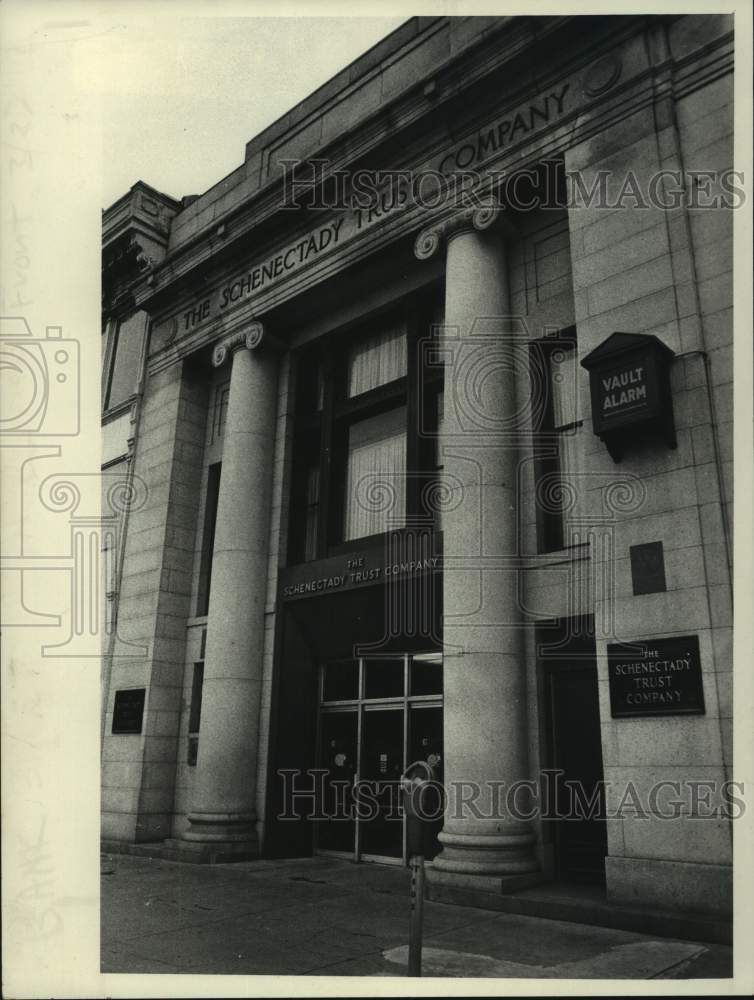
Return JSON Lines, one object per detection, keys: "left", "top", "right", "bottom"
{"left": 414, "top": 208, "right": 540, "bottom": 884}
{"left": 184, "top": 322, "right": 278, "bottom": 851}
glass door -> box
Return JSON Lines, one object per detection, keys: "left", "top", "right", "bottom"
{"left": 360, "top": 707, "right": 404, "bottom": 860}
{"left": 317, "top": 709, "right": 358, "bottom": 853}
{"left": 408, "top": 703, "right": 444, "bottom": 859}
{"left": 315, "top": 653, "right": 443, "bottom": 864}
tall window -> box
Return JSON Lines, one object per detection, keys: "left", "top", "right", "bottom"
{"left": 289, "top": 344, "right": 325, "bottom": 562}
{"left": 342, "top": 325, "right": 409, "bottom": 540}
{"left": 196, "top": 462, "right": 221, "bottom": 615}
{"left": 288, "top": 291, "right": 441, "bottom": 563}
{"left": 427, "top": 388, "right": 445, "bottom": 533}
{"left": 103, "top": 312, "right": 147, "bottom": 411}
{"left": 303, "top": 465, "right": 320, "bottom": 561}
{"left": 344, "top": 405, "right": 407, "bottom": 540}
{"left": 347, "top": 323, "right": 407, "bottom": 397}
{"left": 194, "top": 376, "right": 229, "bottom": 615}
{"left": 530, "top": 328, "right": 579, "bottom": 553}
{"left": 333, "top": 320, "right": 409, "bottom": 547}
{"left": 187, "top": 632, "right": 205, "bottom": 766}
{"left": 211, "top": 381, "right": 230, "bottom": 443}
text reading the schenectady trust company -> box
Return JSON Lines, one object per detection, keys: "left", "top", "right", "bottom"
{"left": 177, "top": 84, "right": 572, "bottom": 336}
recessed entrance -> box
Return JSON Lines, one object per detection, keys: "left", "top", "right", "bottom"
{"left": 547, "top": 665, "right": 607, "bottom": 883}
{"left": 540, "top": 621, "right": 607, "bottom": 884}
{"left": 316, "top": 653, "right": 443, "bottom": 864}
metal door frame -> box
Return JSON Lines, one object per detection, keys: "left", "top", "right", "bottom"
{"left": 315, "top": 652, "right": 442, "bottom": 865}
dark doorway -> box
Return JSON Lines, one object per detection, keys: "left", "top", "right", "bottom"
{"left": 360, "top": 707, "right": 404, "bottom": 859}
{"left": 540, "top": 622, "right": 607, "bottom": 884}
{"left": 266, "top": 576, "right": 442, "bottom": 861}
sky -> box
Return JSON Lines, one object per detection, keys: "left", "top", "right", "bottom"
{"left": 96, "top": 10, "right": 408, "bottom": 208}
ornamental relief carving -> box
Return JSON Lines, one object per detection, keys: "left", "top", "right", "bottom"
{"left": 212, "top": 322, "right": 265, "bottom": 367}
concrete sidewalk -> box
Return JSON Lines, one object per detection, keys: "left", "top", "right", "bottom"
{"left": 101, "top": 853, "right": 732, "bottom": 979}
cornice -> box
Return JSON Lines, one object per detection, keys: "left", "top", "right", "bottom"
{"left": 103, "top": 182, "right": 180, "bottom": 250}
{"left": 140, "top": 22, "right": 733, "bottom": 377}
{"left": 142, "top": 72, "right": 673, "bottom": 377}
{"left": 102, "top": 233, "right": 157, "bottom": 315}
{"left": 134, "top": 14, "right": 604, "bottom": 309}
{"left": 133, "top": 16, "right": 733, "bottom": 320}
{"left": 102, "top": 183, "right": 182, "bottom": 315}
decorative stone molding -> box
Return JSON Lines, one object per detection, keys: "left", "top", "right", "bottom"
{"left": 102, "top": 236, "right": 157, "bottom": 312}
{"left": 211, "top": 321, "right": 265, "bottom": 367}
{"left": 414, "top": 204, "right": 514, "bottom": 260}
{"left": 134, "top": 246, "right": 156, "bottom": 272}
{"left": 582, "top": 54, "right": 622, "bottom": 98}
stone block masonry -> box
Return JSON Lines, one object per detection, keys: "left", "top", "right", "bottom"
{"left": 102, "top": 362, "right": 209, "bottom": 842}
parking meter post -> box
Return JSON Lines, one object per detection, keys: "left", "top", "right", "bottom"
{"left": 402, "top": 760, "right": 438, "bottom": 978}
{"left": 408, "top": 854, "right": 424, "bottom": 976}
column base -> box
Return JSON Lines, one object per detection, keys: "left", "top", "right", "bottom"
{"left": 427, "top": 865, "right": 545, "bottom": 895}
{"left": 432, "top": 829, "right": 541, "bottom": 877}
{"left": 182, "top": 811, "right": 259, "bottom": 858}
{"left": 163, "top": 837, "right": 259, "bottom": 864}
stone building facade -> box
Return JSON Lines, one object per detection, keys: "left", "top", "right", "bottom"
{"left": 101, "top": 14, "right": 735, "bottom": 930}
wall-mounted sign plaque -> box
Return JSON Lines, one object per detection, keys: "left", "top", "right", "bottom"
{"left": 629, "top": 540, "right": 667, "bottom": 595}
{"left": 580, "top": 332, "right": 676, "bottom": 461}
{"left": 112, "top": 688, "right": 146, "bottom": 734}
{"left": 279, "top": 532, "right": 441, "bottom": 602}
{"left": 607, "top": 635, "right": 704, "bottom": 717}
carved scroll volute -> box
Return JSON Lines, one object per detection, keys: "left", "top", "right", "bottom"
{"left": 413, "top": 204, "right": 503, "bottom": 260}
{"left": 212, "top": 321, "right": 265, "bottom": 368}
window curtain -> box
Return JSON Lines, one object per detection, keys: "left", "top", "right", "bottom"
{"left": 344, "top": 406, "right": 406, "bottom": 540}
{"left": 347, "top": 324, "right": 407, "bottom": 397}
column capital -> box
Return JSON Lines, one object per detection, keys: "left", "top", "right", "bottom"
{"left": 414, "top": 204, "right": 517, "bottom": 261}
{"left": 212, "top": 321, "right": 268, "bottom": 368}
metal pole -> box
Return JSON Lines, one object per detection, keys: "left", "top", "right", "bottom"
{"left": 408, "top": 854, "right": 425, "bottom": 976}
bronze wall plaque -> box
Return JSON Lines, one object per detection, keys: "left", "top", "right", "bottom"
{"left": 112, "top": 688, "right": 146, "bottom": 734}
{"left": 630, "top": 540, "right": 667, "bottom": 595}
{"left": 607, "top": 635, "right": 705, "bottom": 717}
